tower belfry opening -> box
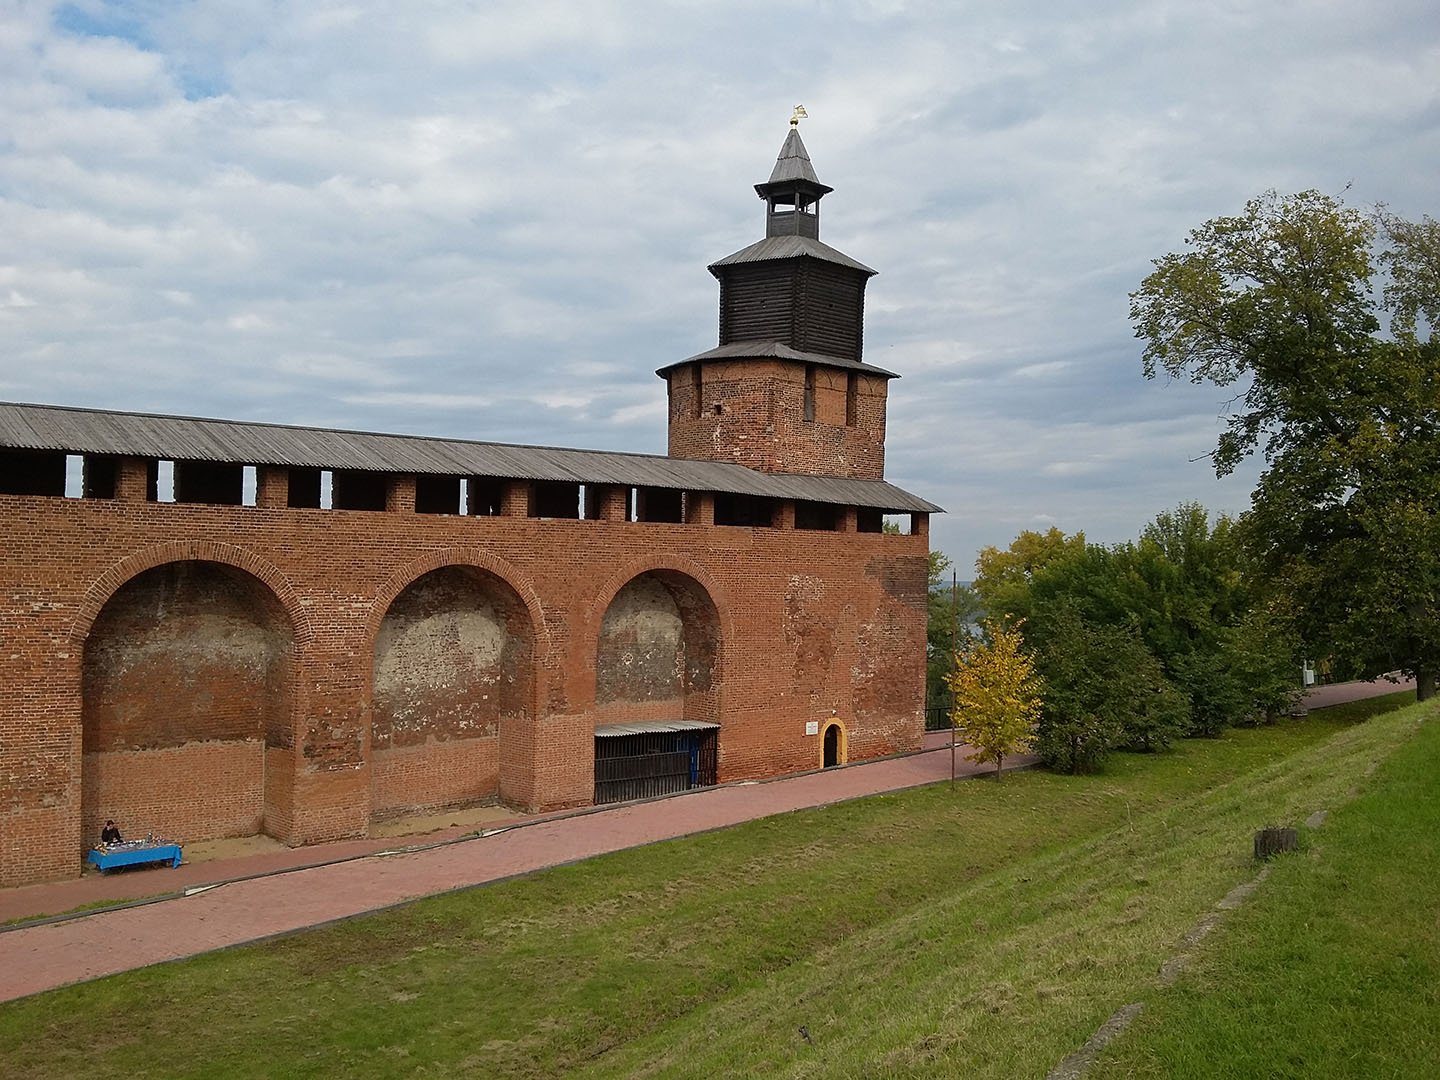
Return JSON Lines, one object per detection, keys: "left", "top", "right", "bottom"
{"left": 758, "top": 126, "right": 833, "bottom": 240}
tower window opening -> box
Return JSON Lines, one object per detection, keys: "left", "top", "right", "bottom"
{"left": 467, "top": 477, "right": 504, "bottom": 516}
{"left": 795, "top": 501, "right": 838, "bottom": 531}
{"left": 857, "top": 508, "right": 884, "bottom": 533}
{"left": 845, "top": 372, "right": 858, "bottom": 426}
{"left": 690, "top": 364, "right": 703, "bottom": 420}
{"left": 882, "top": 513, "right": 913, "bottom": 535}
{"left": 64, "top": 455, "right": 83, "bottom": 498}
{"left": 803, "top": 364, "right": 816, "bottom": 423}
{"left": 147, "top": 460, "right": 176, "bottom": 503}
{"left": 83, "top": 455, "right": 118, "bottom": 500}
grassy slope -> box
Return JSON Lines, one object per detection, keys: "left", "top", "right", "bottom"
{"left": 1090, "top": 703, "right": 1440, "bottom": 1079}
{"left": 584, "top": 696, "right": 1428, "bottom": 1079}
{"left": 0, "top": 694, "right": 1421, "bottom": 1079}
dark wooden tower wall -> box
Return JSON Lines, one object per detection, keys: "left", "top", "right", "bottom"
{"left": 718, "top": 263, "right": 793, "bottom": 349}
{"left": 798, "top": 260, "right": 866, "bottom": 362}
{"left": 717, "top": 259, "right": 867, "bottom": 364}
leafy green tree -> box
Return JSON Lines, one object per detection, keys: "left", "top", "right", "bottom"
{"left": 946, "top": 621, "right": 1043, "bottom": 778}
{"left": 973, "top": 527, "right": 1086, "bottom": 624}
{"left": 976, "top": 501, "right": 1305, "bottom": 737}
{"left": 1131, "top": 190, "right": 1380, "bottom": 476}
{"left": 1378, "top": 209, "right": 1440, "bottom": 343}
{"left": 1222, "top": 604, "right": 1305, "bottom": 724}
{"left": 1031, "top": 608, "right": 1131, "bottom": 772}
{"left": 1124, "top": 667, "right": 1192, "bottom": 753}
{"left": 1133, "top": 192, "right": 1440, "bottom": 698}
{"left": 1169, "top": 648, "right": 1247, "bottom": 738}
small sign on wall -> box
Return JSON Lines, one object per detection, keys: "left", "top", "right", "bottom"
{"left": 805, "top": 721, "right": 819, "bottom": 736}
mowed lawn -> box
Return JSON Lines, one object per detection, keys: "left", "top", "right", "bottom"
{"left": 1090, "top": 696, "right": 1440, "bottom": 1078}
{"left": 0, "top": 693, "right": 1427, "bottom": 1079}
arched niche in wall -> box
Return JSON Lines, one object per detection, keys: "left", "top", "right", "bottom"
{"left": 80, "top": 560, "right": 295, "bottom": 850}
{"left": 595, "top": 570, "right": 721, "bottom": 726}
{"left": 370, "top": 566, "right": 534, "bottom": 819}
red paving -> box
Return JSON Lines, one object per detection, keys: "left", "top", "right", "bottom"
{"left": 0, "top": 678, "right": 1409, "bottom": 1004}
{"left": 1301, "top": 674, "right": 1414, "bottom": 708}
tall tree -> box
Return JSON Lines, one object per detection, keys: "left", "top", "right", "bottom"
{"left": 1030, "top": 606, "right": 1185, "bottom": 772}
{"left": 973, "top": 527, "right": 1086, "bottom": 624}
{"left": 1378, "top": 209, "right": 1440, "bottom": 343}
{"left": 1132, "top": 192, "right": 1440, "bottom": 698}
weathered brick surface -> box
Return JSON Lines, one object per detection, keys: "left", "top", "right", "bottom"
{"left": 0, "top": 491, "right": 926, "bottom": 887}
{"left": 667, "top": 360, "right": 888, "bottom": 478}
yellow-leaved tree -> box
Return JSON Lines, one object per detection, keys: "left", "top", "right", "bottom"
{"left": 946, "top": 620, "right": 1044, "bottom": 779}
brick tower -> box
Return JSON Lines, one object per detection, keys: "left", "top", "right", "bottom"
{"left": 660, "top": 118, "right": 895, "bottom": 481}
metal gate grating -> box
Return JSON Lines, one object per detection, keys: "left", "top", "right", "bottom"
{"left": 594, "top": 729, "right": 718, "bottom": 805}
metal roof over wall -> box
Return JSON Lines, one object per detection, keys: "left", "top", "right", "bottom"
{"left": 657, "top": 340, "right": 897, "bottom": 379}
{"left": 0, "top": 401, "right": 943, "bottom": 514}
{"left": 594, "top": 720, "right": 721, "bottom": 737}
{"left": 708, "top": 235, "right": 876, "bottom": 276}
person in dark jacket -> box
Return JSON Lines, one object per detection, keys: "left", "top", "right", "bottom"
{"left": 100, "top": 820, "right": 122, "bottom": 845}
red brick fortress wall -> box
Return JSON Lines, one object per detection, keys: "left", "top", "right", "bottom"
{"left": 667, "top": 360, "right": 889, "bottom": 479}
{"left": 0, "top": 485, "right": 926, "bottom": 887}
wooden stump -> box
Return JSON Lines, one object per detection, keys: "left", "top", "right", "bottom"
{"left": 1254, "top": 826, "right": 1299, "bottom": 860}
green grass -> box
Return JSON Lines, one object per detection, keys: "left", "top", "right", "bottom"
{"left": 1089, "top": 699, "right": 1440, "bottom": 1078}
{"left": 0, "top": 693, "right": 1425, "bottom": 1078}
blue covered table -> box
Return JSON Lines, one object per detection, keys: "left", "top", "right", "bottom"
{"left": 86, "top": 843, "right": 183, "bottom": 873}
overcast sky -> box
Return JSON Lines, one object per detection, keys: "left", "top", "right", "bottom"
{"left": 2, "top": 1, "right": 1437, "bottom": 571}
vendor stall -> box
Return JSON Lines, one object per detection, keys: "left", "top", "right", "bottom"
{"left": 86, "top": 838, "right": 183, "bottom": 873}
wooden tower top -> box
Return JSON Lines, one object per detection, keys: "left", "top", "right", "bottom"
{"left": 659, "top": 120, "right": 896, "bottom": 481}
{"left": 658, "top": 121, "right": 886, "bottom": 376}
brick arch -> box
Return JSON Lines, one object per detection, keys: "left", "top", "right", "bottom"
{"left": 364, "top": 548, "right": 549, "bottom": 722}
{"left": 78, "top": 552, "right": 303, "bottom": 852}
{"left": 588, "top": 556, "right": 728, "bottom": 728}
{"left": 70, "top": 541, "right": 311, "bottom": 648}
{"left": 585, "top": 554, "right": 734, "bottom": 647}
{"left": 820, "top": 718, "right": 849, "bottom": 769}
{"left": 364, "top": 548, "right": 547, "bottom": 652}
{"left": 366, "top": 551, "right": 545, "bottom": 821}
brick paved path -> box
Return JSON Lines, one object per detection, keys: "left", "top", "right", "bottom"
{"left": 0, "top": 677, "right": 1409, "bottom": 1004}
{"left": 1301, "top": 674, "right": 1414, "bottom": 709}
{"left": 0, "top": 737, "right": 1009, "bottom": 1003}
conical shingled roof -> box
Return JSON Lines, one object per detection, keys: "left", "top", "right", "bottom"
{"left": 768, "top": 127, "right": 822, "bottom": 185}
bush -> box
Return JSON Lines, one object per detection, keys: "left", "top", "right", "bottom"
{"left": 1226, "top": 607, "right": 1304, "bottom": 723}
{"left": 1035, "top": 608, "right": 1187, "bottom": 771}
{"left": 1170, "top": 648, "right": 1247, "bottom": 737}
{"left": 1034, "top": 612, "right": 1127, "bottom": 772}
{"left": 1124, "top": 668, "right": 1192, "bottom": 752}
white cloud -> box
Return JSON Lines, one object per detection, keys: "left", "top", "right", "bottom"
{"left": 0, "top": 0, "right": 1436, "bottom": 567}
{"left": 42, "top": 36, "right": 172, "bottom": 103}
